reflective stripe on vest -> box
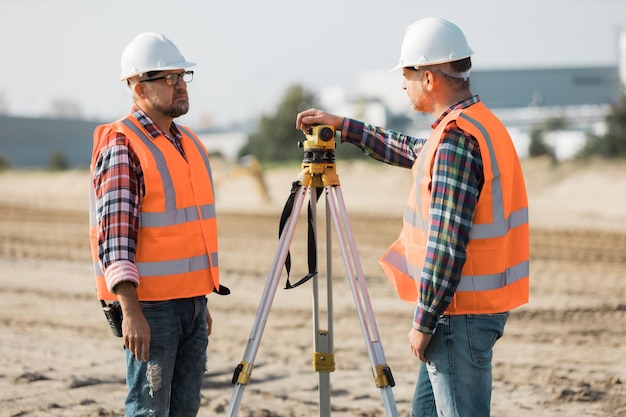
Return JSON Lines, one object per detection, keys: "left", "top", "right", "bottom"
{"left": 405, "top": 202, "right": 528, "bottom": 240}
{"left": 456, "top": 260, "right": 528, "bottom": 291}
{"left": 381, "top": 246, "right": 529, "bottom": 293}
{"left": 92, "top": 251, "right": 219, "bottom": 278}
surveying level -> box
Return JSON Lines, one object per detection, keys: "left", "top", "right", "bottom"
{"left": 225, "top": 125, "right": 398, "bottom": 417}
{"left": 301, "top": 125, "right": 336, "bottom": 158}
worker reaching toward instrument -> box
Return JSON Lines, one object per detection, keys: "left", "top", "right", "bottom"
{"left": 296, "top": 17, "right": 529, "bottom": 417}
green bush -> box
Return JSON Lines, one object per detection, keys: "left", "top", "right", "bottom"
{"left": 239, "top": 84, "right": 365, "bottom": 164}
{"left": 48, "top": 149, "right": 69, "bottom": 171}
{"left": 578, "top": 93, "right": 626, "bottom": 158}
{"left": 528, "top": 118, "right": 563, "bottom": 162}
{"left": 239, "top": 84, "right": 317, "bottom": 163}
{"left": 528, "top": 129, "right": 554, "bottom": 158}
{"left": 0, "top": 153, "right": 10, "bottom": 171}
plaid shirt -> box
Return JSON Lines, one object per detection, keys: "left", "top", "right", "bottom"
{"left": 91, "top": 106, "right": 186, "bottom": 292}
{"left": 341, "top": 95, "right": 484, "bottom": 333}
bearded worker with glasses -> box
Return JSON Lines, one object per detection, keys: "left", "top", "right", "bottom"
{"left": 89, "top": 32, "right": 227, "bottom": 417}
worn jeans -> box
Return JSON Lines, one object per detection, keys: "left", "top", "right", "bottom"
{"left": 124, "top": 296, "right": 208, "bottom": 417}
{"left": 411, "top": 313, "right": 508, "bottom": 417}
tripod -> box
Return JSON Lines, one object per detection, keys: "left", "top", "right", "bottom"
{"left": 225, "top": 126, "right": 398, "bottom": 417}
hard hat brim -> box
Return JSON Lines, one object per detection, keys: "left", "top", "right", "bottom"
{"left": 390, "top": 63, "right": 404, "bottom": 72}
{"left": 120, "top": 61, "right": 196, "bottom": 81}
{"left": 389, "top": 52, "right": 473, "bottom": 73}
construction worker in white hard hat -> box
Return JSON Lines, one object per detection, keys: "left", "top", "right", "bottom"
{"left": 89, "top": 32, "right": 228, "bottom": 417}
{"left": 296, "top": 17, "right": 529, "bottom": 417}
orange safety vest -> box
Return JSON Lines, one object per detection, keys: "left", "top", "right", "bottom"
{"left": 379, "top": 102, "right": 529, "bottom": 315}
{"left": 89, "top": 115, "right": 219, "bottom": 301}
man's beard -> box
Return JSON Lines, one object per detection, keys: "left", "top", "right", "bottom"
{"left": 153, "top": 95, "right": 189, "bottom": 118}
{"left": 165, "top": 101, "right": 189, "bottom": 118}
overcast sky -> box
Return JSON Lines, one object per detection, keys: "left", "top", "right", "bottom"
{"left": 2, "top": 0, "right": 625, "bottom": 127}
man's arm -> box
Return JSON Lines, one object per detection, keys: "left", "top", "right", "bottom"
{"left": 412, "top": 128, "right": 483, "bottom": 331}
{"left": 115, "top": 282, "right": 151, "bottom": 361}
{"left": 93, "top": 134, "right": 149, "bottom": 360}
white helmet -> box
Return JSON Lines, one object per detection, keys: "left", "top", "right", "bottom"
{"left": 120, "top": 32, "right": 195, "bottom": 81}
{"left": 392, "top": 17, "right": 473, "bottom": 71}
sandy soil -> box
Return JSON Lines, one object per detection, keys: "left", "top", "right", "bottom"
{"left": 1, "top": 156, "right": 625, "bottom": 417}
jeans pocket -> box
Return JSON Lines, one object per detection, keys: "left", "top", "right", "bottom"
{"left": 467, "top": 313, "right": 508, "bottom": 365}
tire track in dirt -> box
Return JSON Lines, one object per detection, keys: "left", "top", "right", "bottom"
{"left": 3, "top": 202, "right": 624, "bottom": 265}
{"left": 531, "top": 228, "right": 626, "bottom": 264}
{"left": 0, "top": 203, "right": 90, "bottom": 261}
{"left": 2, "top": 203, "right": 625, "bottom": 325}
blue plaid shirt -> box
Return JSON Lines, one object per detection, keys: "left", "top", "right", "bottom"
{"left": 340, "top": 95, "right": 484, "bottom": 333}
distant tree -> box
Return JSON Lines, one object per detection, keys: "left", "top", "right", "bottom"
{"left": 528, "top": 117, "right": 564, "bottom": 162}
{"left": 528, "top": 130, "right": 553, "bottom": 158}
{"left": 578, "top": 93, "right": 626, "bottom": 158}
{"left": 239, "top": 84, "right": 363, "bottom": 163}
{"left": 239, "top": 84, "right": 317, "bottom": 163}
{"left": 0, "top": 153, "right": 10, "bottom": 171}
{"left": 48, "top": 149, "right": 69, "bottom": 171}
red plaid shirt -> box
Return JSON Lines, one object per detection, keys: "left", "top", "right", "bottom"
{"left": 91, "top": 106, "right": 186, "bottom": 291}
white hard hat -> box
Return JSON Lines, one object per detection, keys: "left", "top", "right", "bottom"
{"left": 392, "top": 17, "right": 473, "bottom": 71}
{"left": 120, "top": 32, "right": 195, "bottom": 81}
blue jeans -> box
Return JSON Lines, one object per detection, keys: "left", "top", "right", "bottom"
{"left": 411, "top": 313, "right": 508, "bottom": 417}
{"left": 124, "top": 296, "right": 208, "bottom": 417}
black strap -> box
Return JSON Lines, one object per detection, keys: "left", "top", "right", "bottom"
{"left": 213, "top": 285, "right": 231, "bottom": 295}
{"left": 280, "top": 182, "right": 321, "bottom": 289}
{"left": 279, "top": 181, "right": 299, "bottom": 281}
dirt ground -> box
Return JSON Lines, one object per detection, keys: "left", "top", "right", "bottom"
{"left": 0, "top": 157, "right": 625, "bottom": 417}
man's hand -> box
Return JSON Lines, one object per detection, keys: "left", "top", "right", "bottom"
{"left": 408, "top": 327, "right": 433, "bottom": 363}
{"left": 115, "top": 282, "right": 151, "bottom": 362}
{"left": 295, "top": 108, "right": 344, "bottom": 133}
{"left": 206, "top": 307, "right": 213, "bottom": 336}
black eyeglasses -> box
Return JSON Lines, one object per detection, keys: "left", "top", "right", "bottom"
{"left": 140, "top": 71, "right": 194, "bottom": 86}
